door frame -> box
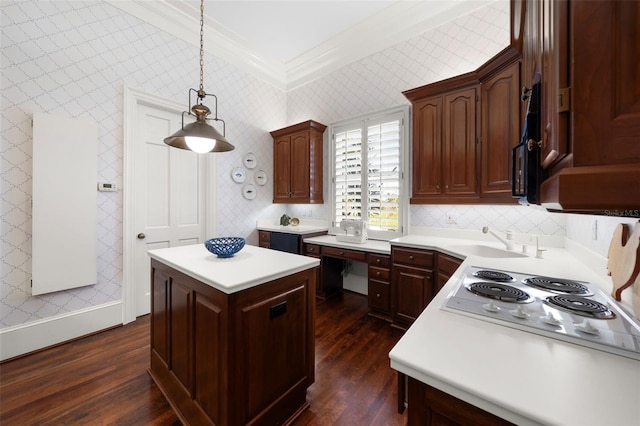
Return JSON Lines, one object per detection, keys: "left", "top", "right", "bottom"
{"left": 122, "top": 86, "right": 218, "bottom": 324}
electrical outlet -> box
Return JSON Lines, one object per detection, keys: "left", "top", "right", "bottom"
{"left": 446, "top": 213, "right": 457, "bottom": 224}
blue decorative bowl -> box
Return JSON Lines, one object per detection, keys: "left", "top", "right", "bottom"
{"left": 204, "top": 237, "right": 245, "bottom": 258}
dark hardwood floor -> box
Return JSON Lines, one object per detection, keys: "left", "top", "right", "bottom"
{"left": 0, "top": 291, "right": 408, "bottom": 425}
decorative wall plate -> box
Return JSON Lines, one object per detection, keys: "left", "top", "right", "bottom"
{"left": 254, "top": 170, "right": 267, "bottom": 186}
{"left": 231, "top": 167, "right": 246, "bottom": 183}
{"left": 243, "top": 152, "right": 257, "bottom": 169}
{"left": 242, "top": 184, "right": 257, "bottom": 200}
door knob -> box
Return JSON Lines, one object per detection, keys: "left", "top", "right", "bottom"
{"left": 137, "top": 233, "right": 146, "bottom": 239}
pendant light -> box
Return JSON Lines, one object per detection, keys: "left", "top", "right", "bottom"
{"left": 164, "top": 0, "right": 234, "bottom": 153}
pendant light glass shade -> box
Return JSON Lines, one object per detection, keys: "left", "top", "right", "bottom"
{"left": 163, "top": 0, "right": 234, "bottom": 154}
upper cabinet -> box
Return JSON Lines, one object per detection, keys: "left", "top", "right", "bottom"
{"left": 535, "top": 0, "right": 640, "bottom": 212}
{"left": 478, "top": 50, "right": 522, "bottom": 202}
{"left": 406, "top": 76, "right": 479, "bottom": 202}
{"left": 270, "top": 120, "right": 326, "bottom": 204}
{"left": 405, "top": 48, "right": 521, "bottom": 204}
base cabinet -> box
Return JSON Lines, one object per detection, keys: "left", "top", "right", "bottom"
{"left": 391, "top": 247, "right": 435, "bottom": 329}
{"left": 407, "top": 378, "right": 514, "bottom": 426}
{"left": 149, "top": 258, "right": 316, "bottom": 426}
{"left": 368, "top": 253, "right": 391, "bottom": 320}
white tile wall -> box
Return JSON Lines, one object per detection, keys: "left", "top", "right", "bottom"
{"left": 1, "top": 0, "right": 285, "bottom": 328}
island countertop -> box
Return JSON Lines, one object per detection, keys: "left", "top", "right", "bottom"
{"left": 148, "top": 243, "right": 320, "bottom": 294}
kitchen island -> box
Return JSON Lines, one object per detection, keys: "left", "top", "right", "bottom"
{"left": 389, "top": 231, "right": 640, "bottom": 426}
{"left": 148, "top": 244, "right": 319, "bottom": 426}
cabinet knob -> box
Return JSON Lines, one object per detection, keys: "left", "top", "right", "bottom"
{"left": 137, "top": 233, "right": 146, "bottom": 239}
{"left": 376, "top": 271, "right": 381, "bottom": 276}
{"left": 409, "top": 255, "right": 414, "bottom": 261}
{"left": 436, "top": 184, "right": 440, "bottom": 190}
{"left": 340, "top": 251, "right": 344, "bottom": 255}
{"left": 376, "top": 258, "right": 381, "bottom": 264}
{"left": 376, "top": 293, "right": 381, "bottom": 298}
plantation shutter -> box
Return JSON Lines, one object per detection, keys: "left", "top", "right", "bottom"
{"left": 366, "top": 119, "right": 400, "bottom": 232}
{"left": 334, "top": 128, "right": 362, "bottom": 222}
{"left": 332, "top": 108, "right": 405, "bottom": 239}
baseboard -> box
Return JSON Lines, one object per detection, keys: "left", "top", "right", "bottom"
{"left": 0, "top": 301, "right": 123, "bottom": 361}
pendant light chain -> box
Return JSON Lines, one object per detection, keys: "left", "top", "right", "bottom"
{"left": 198, "top": 0, "right": 205, "bottom": 97}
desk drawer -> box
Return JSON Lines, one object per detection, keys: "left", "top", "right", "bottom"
{"left": 322, "top": 246, "right": 367, "bottom": 262}
{"left": 369, "top": 253, "right": 390, "bottom": 268}
{"left": 368, "top": 266, "right": 390, "bottom": 282}
{"left": 305, "top": 243, "right": 321, "bottom": 257}
{"left": 392, "top": 247, "right": 434, "bottom": 268}
{"left": 368, "top": 280, "right": 390, "bottom": 313}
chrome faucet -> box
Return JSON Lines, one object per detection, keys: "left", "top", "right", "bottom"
{"left": 482, "top": 226, "right": 515, "bottom": 251}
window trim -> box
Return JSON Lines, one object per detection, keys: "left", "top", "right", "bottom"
{"left": 328, "top": 105, "right": 410, "bottom": 241}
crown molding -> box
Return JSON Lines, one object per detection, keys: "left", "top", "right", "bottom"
{"left": 105, "top": 0, "right": 497, "bottom": 92}
{"left": 285, "top": 0, "right": 495, "bottom": 90}
{"left": 104, "top": 0, "right": 287, "bottom": 89}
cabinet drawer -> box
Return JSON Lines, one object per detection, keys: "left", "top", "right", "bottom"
{"left": 392, "top": 247, "right": 434, "bottom": 268}
{"left": 368, "top": 266, "right": 390, "bottom": 282}
{"left": 259, "top": 230, "right": 270, "bottom": 243}
{"left": 368, "top": 253, "right": 390, "bottom": 268}
{"left": 305, "top": 244, "right": 321, "bottom": 257}
{"left": 322, "top": 246, "right": 367, "bottom": 262}
{"left": 368, "top": 280, "right": 390, "bottom": 313}
{"left": 438, "top": 253, "right": 462, "bottom": 276}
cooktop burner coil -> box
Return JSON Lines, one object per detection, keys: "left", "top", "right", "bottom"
{"left": 465, "top": 282, "right": 532, "bottom": 303}
{"left": 473, "top": 270, "right": 515, "bottom": 282}
{"left": 544, "top": 295, "right": 616, "bottom": 319}
{"left": 524, "top": 276, "right": 592, "bottom": 295}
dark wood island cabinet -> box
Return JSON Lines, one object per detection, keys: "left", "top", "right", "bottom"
{"left": 148, "top": 244, "right": 318, "bottom": 426}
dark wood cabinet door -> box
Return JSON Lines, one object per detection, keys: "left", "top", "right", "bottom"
{"left": 273, "top": 136, "right": 291, "bottom": 201}
{"left": 170, "top": 279, "right": 192, "bottom": 394}
{"left": 539, "top": 0, "right": 640, "bottom": 211}
{"left": 194, "top": 293, "right": 224, "bottom": 424}
{"left": 521, "top": 0, "right": 542, "bottom": 95}
{"left": 444, "top": 87, "right": 478, "bottom": 196}
{"left": 572, "top": 0, "right": 640, "bottom": 167}
{"left": 408, "top": 378, "right": 514, "bottom": 426}
{"left": 539, "top": 0, "right": 569, "bottom": 170}
{"left": 271, "top": 120, "right": 326, "bottom": 204}
{"left": 480, "top": 60, "right": 520, "bottom": 199}
{"left": 151, "top": 269, "right": 169, "bottom": 364}
{"left": 239, "top": 285, "right": 308, "bottom": 421}
{"left": 289, "top": 130, "right": 311, "bottom": 201}
{"left": 392, "top": 264, "right": 433, "bottom": 327}
{"left": 412, "top": 96, "right": 443, "bottom": 198}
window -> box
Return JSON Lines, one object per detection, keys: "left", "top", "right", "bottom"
{"left": 330, "top": 106, "right": 409, "bottom": 240}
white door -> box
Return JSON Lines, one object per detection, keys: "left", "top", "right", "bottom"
{"left": 133, "top": 103, "right": 206, "bottom": 317}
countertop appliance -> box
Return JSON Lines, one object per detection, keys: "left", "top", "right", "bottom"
{"left": 335, "top": 220, "right": 368, "bottom": 244}
{"left": 442, "top": 266, "right": 640, "bottom": 360}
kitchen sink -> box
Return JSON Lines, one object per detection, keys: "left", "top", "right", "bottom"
{"left": 446, "top": 244, "right": 528, "bottom": 259}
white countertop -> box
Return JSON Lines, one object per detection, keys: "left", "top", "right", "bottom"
{"left": 148, "top": 244, "right": 320, "bottom": 294}
{"left": 257, "top": 218, "right": 328, "bottom": 235}
{"left": 303, "top": 235, "right": 391, "bottom": 255}
{"left": 388, "top": 233, "right": 640, "bottom": 426}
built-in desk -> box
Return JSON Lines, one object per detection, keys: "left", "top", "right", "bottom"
{"left": 303, "top": 235, "right": 392, "bottom": 319}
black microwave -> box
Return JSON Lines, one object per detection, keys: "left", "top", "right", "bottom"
{"left": 512, "top": 79, "right": 541, "bottom": 204}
